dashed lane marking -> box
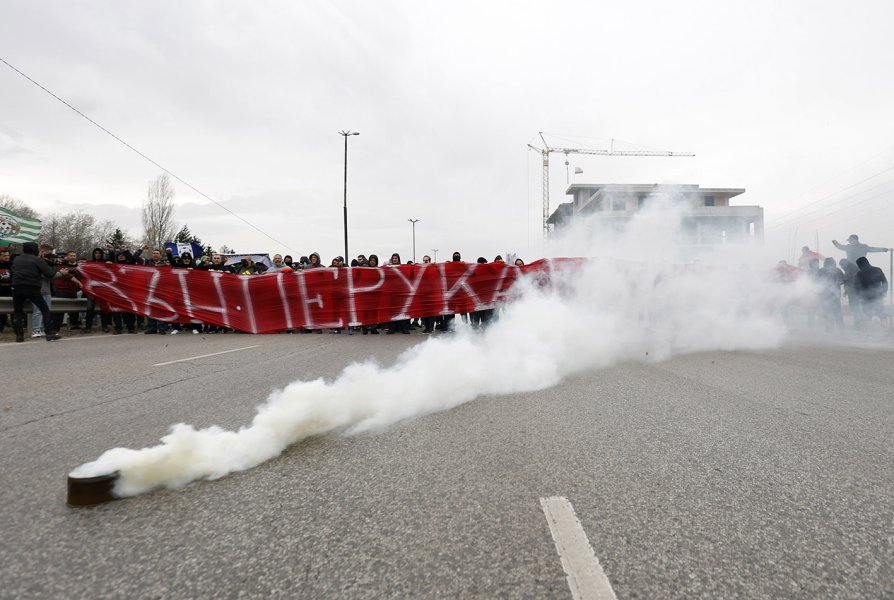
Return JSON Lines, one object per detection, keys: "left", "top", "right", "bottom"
{"left": 540, "top": 496, "right": 617, "bottom": 600}
{"left": 152, "top": 345, "right": 261, "bottom": 366}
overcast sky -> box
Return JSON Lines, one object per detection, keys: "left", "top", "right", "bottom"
{"left": 3, "top": 0, "right": 894, "bottom": 263}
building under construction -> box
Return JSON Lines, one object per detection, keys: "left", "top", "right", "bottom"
{"left": 548, "top": 183, "right": 764, "bottom": 246}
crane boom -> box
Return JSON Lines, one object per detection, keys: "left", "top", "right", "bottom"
{"left": 529, "top": 133, "right": 694, "bottom": 236}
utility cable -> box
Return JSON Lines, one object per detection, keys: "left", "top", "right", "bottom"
{"left": 767, "top": 164, "right": 894, "bottom": 230}
{"left": 0, "top": 56, "right": 297, "bottom": 253}
{"left": 767, "top": 172, "right": 894, "bottom": 231}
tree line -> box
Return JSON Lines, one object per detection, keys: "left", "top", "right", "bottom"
{"left": 0, "top": 173, "right": 232, "bottom": 257}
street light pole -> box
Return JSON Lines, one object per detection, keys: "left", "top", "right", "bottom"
{"left": 432, "top": 249, "right": 439, "bottom": 263}
{"left": 408, "top": 219, "right": 420, "bottom": 263}
{"left": 339, "top": 130, "right": 359, "bottom": 262}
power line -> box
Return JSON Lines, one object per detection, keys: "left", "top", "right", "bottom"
{"left": 792, "top": 184, "right": 894, "bottom": 228}
{"left": 0, "top": 56, "right": 296, "bottom": 253}
{"left": 768, "top": 172, "right": 894, "bottom": 231}
{"left": 767, "top": 163, "right": 894, "bottom": 230}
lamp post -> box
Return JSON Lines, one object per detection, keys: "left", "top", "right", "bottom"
{"left": 408, "top": 219, "right": 420, "bottom": 263}
{"left": 432, "top": 249, "right": 439, "bottom": 263}
{"left": 339, "top": 130, "right": 359, "bottom": 262}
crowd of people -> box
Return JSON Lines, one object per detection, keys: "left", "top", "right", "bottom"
{"left": 3, "top": 233, "right": 891, "bottom": 343}
{"left": 0, "top": 242, "right": 526, "bottom": 342}
{"left": 776, "top": 234, "right": 890, "bottom": 331}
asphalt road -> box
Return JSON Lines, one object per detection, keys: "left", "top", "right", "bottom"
{"left": 1, "top": 327, "right": 892, "bottom": 599}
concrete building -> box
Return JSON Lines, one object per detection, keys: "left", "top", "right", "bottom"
{"left": 548, "top": 183, "right": 764, "bottom": 246}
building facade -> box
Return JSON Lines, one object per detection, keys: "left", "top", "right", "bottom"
{"left": 548, "top": 183, "right": 764, "bottom": 246}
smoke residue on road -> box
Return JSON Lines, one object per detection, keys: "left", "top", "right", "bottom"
{"left": 71, "top": 201, "right": 811, "bottom": 497}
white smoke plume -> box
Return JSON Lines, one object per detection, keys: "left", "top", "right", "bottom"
{"left": 71, "top": 200, "right": 812, "bottom": 497}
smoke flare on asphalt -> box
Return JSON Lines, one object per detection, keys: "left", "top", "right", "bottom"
{"left": 71, "top": 202, "right": 812, "bottom": 497}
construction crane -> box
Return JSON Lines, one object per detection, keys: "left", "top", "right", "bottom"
{"left": 527, "top": 132, "right": 694, "bottom": 236}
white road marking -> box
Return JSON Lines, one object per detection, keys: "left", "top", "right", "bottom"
{"left": 152, "top": 345, "right": 261, "bottom": 366}
{"left": 540, "top": 496, "right": 618, "bottom": 600}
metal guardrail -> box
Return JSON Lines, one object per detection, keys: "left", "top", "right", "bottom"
{"left": 0, "top": 297, "right": 89, "bottom": 314}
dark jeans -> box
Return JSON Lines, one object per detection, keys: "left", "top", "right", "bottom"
{"left": 52, "top": 292, "right": 80, "bottom": 329}
{"left": 112, "top": 312, "right": 136, "bottom": 333}
{"left": 147, "top": 318, "right": 169, "bottom": 333}
{"left": 13, "top": 285, "right": 55, "bottom": 335}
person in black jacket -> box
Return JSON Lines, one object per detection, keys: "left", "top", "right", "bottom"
{"left": 385, "top": 253, "right": 411, "bottom": 334}
{"left": 0, "top": 249, "right": 11, "bottom": 334}
{"left": 110, "top": 250, "right": 137, "bottom": 334}
{"left": 197, "top": 253, "right": 233, "bottom": 273}
{"left": 11, "top": 242, "right": 68, "bottom": 342}
{"left": 196, "top": 253, "right": 232, "bottom": 333}
{"left": 855, "top": 256, "right": 889, "bottom": 327}
{"left": 84, "top": 247, "right": 112, "bottom": 333}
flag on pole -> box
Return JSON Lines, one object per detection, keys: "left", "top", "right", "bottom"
{"left": 164, "top": 241, "right": 204, "bottom": 259}
{"left": 0, "top": 206, "right": 42, "bottom": 245}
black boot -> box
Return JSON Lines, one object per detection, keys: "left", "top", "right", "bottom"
{"left": 12, "top": 314, "right": 25, "bottom": 343}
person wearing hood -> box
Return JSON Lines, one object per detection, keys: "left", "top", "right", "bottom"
{"left": 832, "top": 234, "right": 889, "bottom": 266}
{"left": 10, "top": 242, "right": 67, "bottom": 342}
{"left": 854, "top": 256, "right": 889, "bottom": 327}
{"left": 177, "top": 252, "right": 195, "bottom": 269}
{"left": 306, "top": 252, "right": 323, "bottom": 269}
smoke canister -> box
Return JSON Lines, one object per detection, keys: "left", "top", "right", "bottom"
{"left": 67, "top": 472, "right": 120, "bottom": 506}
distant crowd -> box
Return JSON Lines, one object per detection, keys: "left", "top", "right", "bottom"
{"left": 774, "top": 234, "right": 890, "bottom": 331}
{"left": 0, "top": 242, "right": 525, "bottom": 341}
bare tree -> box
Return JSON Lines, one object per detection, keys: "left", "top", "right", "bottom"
{"left": 39, "top": 210, "right": 117, "bottom": 257}
{"left": 142, "top": 173, "right": 177, "bottom": 251}
{"left": 0, "top": 194, "right": 39, "bottom": 219}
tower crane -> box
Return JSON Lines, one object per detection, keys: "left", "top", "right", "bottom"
{"left": 527, "top": 132, "right": 694, "bottom": 236}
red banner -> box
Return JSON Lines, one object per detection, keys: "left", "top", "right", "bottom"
{"left": 77, "top": 259, "right": 574, "bottom": 333}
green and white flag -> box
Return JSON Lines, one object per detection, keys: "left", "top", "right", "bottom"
{"left": 0, "top": 206, "right": 42, "bottom": 244}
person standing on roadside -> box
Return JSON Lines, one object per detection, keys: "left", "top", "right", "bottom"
{"left": 83, "top": 247, "right": 111, "bottom": 333}
{"left": 52, "top": 250, "right": 83, "bottom": 332}
{"left": 855, "top": 256, "right": 889, "bottom": 328}
{"left": 0, "top": 249, "right": 12, "bottom": 334}
{"left": 10, "top": 242, "right": 67, "bottom": 342}
{"left": 30, "top": 244, "right": 58, "bottom": 338}
{"left": 385, "top": 253, "right": 411, "bottom": 334}
{"left": 144, "top": 249, "right": 172, "bottom": 334}
{"left": 266, "top": 254, "right": 291, "bottom": 273}
{"left": 817, "top": 257, "right": 844, "bottom": 330}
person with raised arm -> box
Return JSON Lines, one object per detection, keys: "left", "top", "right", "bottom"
{"left": 832, "top": 234, "right": 889, "bottom": 266}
